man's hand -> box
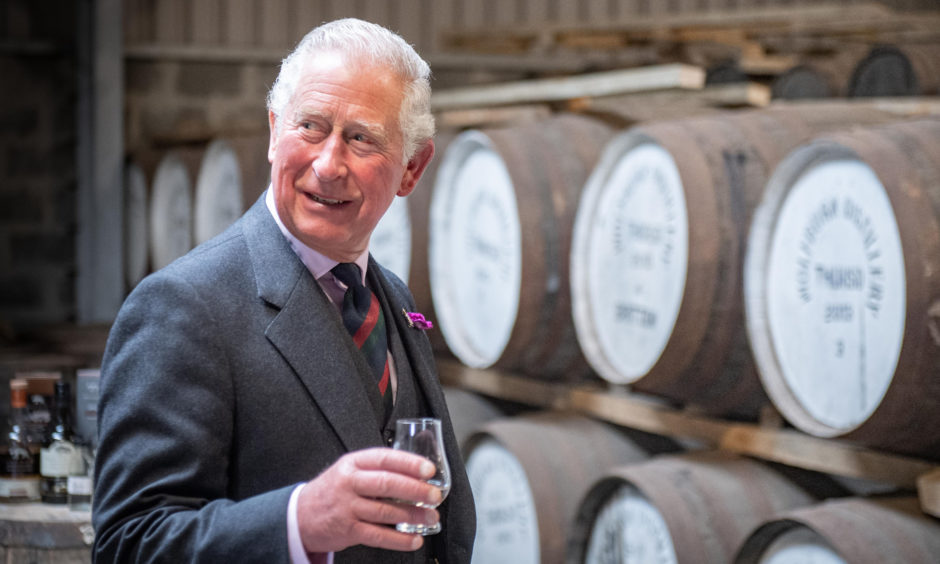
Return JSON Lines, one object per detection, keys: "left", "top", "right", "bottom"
{"left": 296, "top": 447, "right": 443, "bottom": 553}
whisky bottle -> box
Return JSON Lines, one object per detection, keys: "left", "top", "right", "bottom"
{"left": 0, "top": 379, "right": 41, "bottom": 502}
{"left": 39, "top": 381, "right": 84, "bottom": 504}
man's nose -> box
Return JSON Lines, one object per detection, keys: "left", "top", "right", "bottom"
{"left": 313, "top": 133, "right": 347, "bottom": 181}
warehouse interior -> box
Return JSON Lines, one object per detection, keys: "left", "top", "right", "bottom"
{"left": 2, "top": 1, "right": 940, "bottom": 562}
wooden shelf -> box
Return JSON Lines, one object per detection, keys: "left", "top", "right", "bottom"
{"left": 436, "top": 358, "right": 940, "bottom": 516}
{"left": 0, "top": 502, "right": 93, "bottom": 562}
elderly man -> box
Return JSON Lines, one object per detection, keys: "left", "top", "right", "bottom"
{"left": 92, "top": 18, "right": 475, "bottom": 563}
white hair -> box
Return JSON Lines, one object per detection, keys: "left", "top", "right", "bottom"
{"left": 266, "top": 18, "right": 435, "bottom": 162}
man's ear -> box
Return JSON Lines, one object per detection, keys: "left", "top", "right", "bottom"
{"left": 397, "top": 140, "right": 435, "bottom": 197}
{"left": 267, "top": 110, "right": 278, "bottom": 163}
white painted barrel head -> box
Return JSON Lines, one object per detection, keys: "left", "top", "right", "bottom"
{"left": 571, "top": 135, "right": 689, "bottom": 384}
{"left": 194, "top": 139, "right": 244, "bottom": 245}
{"left": 370, "top": 195, "right": 411, "bottom": 284}
{"left": 123, "top": 161, "right": 149, "bottom": 288}
{"left": 583, "top": 482, "right": 678, "bottom": 564}
{"left": 150, "top": 152, "right": 193, "bottom": 271}
{"left": 429, "top": 131, "right": 522, "bottom": 368}
{"left": 467, "top": 439, "right": 539, "bottom": 564}
{"left": 757, "top": 527, "right": 846, "bottom": 564}
{"left": 746, "top": 146, "right": 906, "bottom": 437}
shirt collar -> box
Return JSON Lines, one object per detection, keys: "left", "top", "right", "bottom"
{"left": 265, "top": 187, "right": 369, "bottom": 284}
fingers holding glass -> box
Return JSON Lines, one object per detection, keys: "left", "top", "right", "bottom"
{"left": 391, "top": 418, "right": 451, "bottom": 535}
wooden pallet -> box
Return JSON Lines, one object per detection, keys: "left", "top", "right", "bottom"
{"left": 436, "top": 358, "right": 940, "bottom": 517}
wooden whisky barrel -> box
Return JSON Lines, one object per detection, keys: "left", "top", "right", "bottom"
{"left": 193, "top": 139, "right": 244, "bottom": 245}
{"left": 371, "top": 131, "right": 457, "bottom": 354}
{"left": 223, "top": 133, "right": 271, "bottom": 209}
{"left": 149, "top": 151, "right": 194, "bottom": 271}
{"left": 123, "top": 161, "right": 149, "bottom": 290}
{"left": 569, "top": 451, "right": 825, "bottom": 564}
{"left": 370, "top": 195, "right": 412, "bottom": 283}
{"left": 430, "top": 115, "right": 613, "bottom": 379}
{"left": 372, "top": 132, "right": 456, "bottom": 287}
{"left": 706, "top": 59, "right": 748, "bottom": 85}
{"left": 744, "top": 118, "right": 940, "bottom": 458}
{"left": 735, "top": 497, "right": 940, "bottom": 564}
{"left": 771, "top": 47, "right": 867, "bottom": 100}
{"left": 570, "top": 105, "right": 897, "bottom": 417}
{"left": 441, "top": 386, "right": 504, "bottom": 454}
{"left": 848, "top": 44, "right": 940, "bottom": 98}
{"left": 465, "top": 412, "right": 678, "bottom": 564}
{"left": 771, "top": 66, "right": 835, "bottom": 100}
{"left": 408, "top": 131, "right": 456, "bottom": 355}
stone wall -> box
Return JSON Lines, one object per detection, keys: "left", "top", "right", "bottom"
{"left": 0, "top": 2, "right": 78, "bottom": 331}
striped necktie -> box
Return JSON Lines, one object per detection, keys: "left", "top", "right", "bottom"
{"left": 331, "top": 263, "right": 393, "bottom": 420}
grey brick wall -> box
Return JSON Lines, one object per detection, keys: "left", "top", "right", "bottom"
{"left": 0, "top": 1, "right": 78, "bottom": 331}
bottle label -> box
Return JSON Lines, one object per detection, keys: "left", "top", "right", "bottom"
{"left": 0, "top": 476, "right": 41, "bottom": 500}
{"left": 67, "top": 475, "right": 93, "bottom": 495}
{"left": 40, "top": 441, "right": 84, "bottom": 477}
{"left": 3, "top": 449, "right": 35, "bottom": 475}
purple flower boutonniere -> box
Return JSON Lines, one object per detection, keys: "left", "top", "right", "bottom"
{"left": 402, "top": 308, "right": 433, "bottom": 330}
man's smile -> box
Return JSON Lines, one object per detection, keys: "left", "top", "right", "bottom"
{"left": 307, "top": 192, "right": 347, "bottom": 205}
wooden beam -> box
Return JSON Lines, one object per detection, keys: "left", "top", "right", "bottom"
{"left": 555, "top": 31, "right": 630, "bottom": 50}
{"left": 444, "top": 32, "right": 538, "bottom": 54}
{"left": 438, "top": 359, "right": 569, "bottom": 410}
{"left": 430, "top": 63, "right": 705, "bottom": 111}
{"left": 567, "top": 386, "right": 731, "bottom": 445}
{"left": 434, "top": 104, "right": 553, "bottom": 130}
{"left": 429, "top": 52, "right": 609, "bottom": 74}
{"left": 124, "top": 43, "right": 285, "bottom": 63}
{"left": 436, "top": 358, "right": 939, "bottom": 497}
{"left": 566, "top": 82, "right": 771, "bottom": 126}
{"left": 771, "top": 97, "right": 940, "bottom": 118}
{"left": 738, "top": 53, "right": 800, "bottom": 76}
{"left": 581, "top": 82, "right": 771, "bottom": 110}
{"left": 918, "top": 469, "right": 940, "bottom": 518}
{"left": 706, "top": 82, "right": 772, "bottom": 107}
{"left": 123, "top": 44, "right": 659, "bottom": 75}
{"left": 719, "top": 426, "right": 935, "bottom": 490}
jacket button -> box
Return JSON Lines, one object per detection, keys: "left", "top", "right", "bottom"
{"left": 384, "top": 431, "right": 394, "bottom": 446}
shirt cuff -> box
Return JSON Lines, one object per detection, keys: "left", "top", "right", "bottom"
{"left": 287, "top": 483, "right": 334, "bottom": 564}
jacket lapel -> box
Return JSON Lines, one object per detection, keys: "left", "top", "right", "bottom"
{"left": 367, "top": 257, "right": 449, "bottom": 420}
{"left": 369, "top": 258, "right": 469, "bottom": 558}
{"left": 242, "top": 196, "right": 383, "bottom": 453}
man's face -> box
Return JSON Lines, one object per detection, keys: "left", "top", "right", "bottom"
{"left": 268, "top": 51, "right": 432, "bottom": 262}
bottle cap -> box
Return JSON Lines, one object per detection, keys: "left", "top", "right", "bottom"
{"left": 10, "top": 378, "right": 28, "bottom": 407}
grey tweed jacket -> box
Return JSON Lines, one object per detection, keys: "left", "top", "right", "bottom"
{"left": 92, "top": 194, "right": 475, "bottom": 563}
